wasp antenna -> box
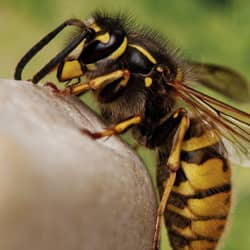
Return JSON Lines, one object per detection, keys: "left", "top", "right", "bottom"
{"left": 31, "top": 29, "right": 93, "bottom": 84}
{"left": 64, "top": 18, "right": 86, "bottom": 28}
{"left": 14, "top": 18, "right": 86, "bottom": 82}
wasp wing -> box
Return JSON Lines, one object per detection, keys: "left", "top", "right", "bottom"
{"left": 188, "top": 62, "right": 250, "bottom": 102}
{"left": 169, "top": 81, "right": 250, "bottom": 167}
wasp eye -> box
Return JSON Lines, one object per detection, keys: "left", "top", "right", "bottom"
{"left": 79, "top": 27, "right": 127, "bottom": 64}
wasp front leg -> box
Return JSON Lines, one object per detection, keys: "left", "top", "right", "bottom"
{"left": 152, "top": 109, "right": 190, "bottom": 250}
{"left": 45, "top": 80, "right": 91, "bottom": 96}
{"left": 47, "top": 69, "right": 130, "bottom": 97}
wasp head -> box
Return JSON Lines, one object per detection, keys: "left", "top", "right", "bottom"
{"left": 14, "top": 14, "right": 128, "bottom": 84}
{"left": 58, "top": 14, "right": 128, "bottom": 82}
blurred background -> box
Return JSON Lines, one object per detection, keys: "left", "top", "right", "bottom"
{"left": 0, "top": 0, "right": 249, "bottom": 249}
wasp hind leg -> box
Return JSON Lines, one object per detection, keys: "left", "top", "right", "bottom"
{"left": 152, "top": 109, "right": 190, "bottom": 250}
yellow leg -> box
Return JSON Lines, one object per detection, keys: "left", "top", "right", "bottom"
{"left": 153, "top": 171, "right": 176, "bottom": 250}
{"left": 81, "top": 115, "right": 142, "bottom": 139}
{"left": 88, "top": 69, "right": 130, "bottom": 90}
{"left": 44, "top": 81, "right": 90, "bottom": 96}
{"left": 45, "top": 69, "right": 130, "bottom": 96}
{"left": 153, "top": 109, "right": 190, "bottom": 250}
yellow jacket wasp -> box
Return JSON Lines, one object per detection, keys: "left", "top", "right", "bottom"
{"left": 14, "top": 11, "right": 250, "bottom": 250}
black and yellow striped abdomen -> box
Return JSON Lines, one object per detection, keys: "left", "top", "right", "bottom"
{"left": 159, "top": 123, "right": 231, "bottom": 250}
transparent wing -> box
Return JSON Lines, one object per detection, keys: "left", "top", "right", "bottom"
{"left": 188, "top": 62, "right": 250, "bottom": 102}
{"left": 168, "top": 80, "right": 250, "bottom": 167}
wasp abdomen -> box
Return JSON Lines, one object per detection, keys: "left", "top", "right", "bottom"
{"left": 158, "top": 120, "right": 231, "bottom": 250}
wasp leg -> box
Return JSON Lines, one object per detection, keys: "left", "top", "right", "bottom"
{"left": 81, "top": 115, "right": 142, "bottom": 139}
{"left": 45, "top": 81, "right": 91, "bottom": 96}
{"left": 47, "top": 69, "right": 130, "bottom": 97}
{"left": 152, "top": 108, "right": 190, "bottom": 250}
{"left": 88, "top": 69, "right": 130, "bottom": 90}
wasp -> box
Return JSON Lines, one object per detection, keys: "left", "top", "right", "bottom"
{"left": 14, "top": 11, "right": 250, "bottom": 250}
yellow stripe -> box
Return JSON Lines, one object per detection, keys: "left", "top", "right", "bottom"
{"left": 96, "top": 32, "right": 110, "bottom": 43}
{"left": 145, "top": 77, "right": 153, "bottom": 87}
{"left": 171, "top": 225, "right": 195, "bottom": 238}
{"left": 188, "top": 191, "right": 230, "bottom": 217}
{"left": 156, "top": 66, "right": 164, "bottom": 72}
{"left": 60, "top": 60, "right": 83, "bottom": 81}
{"left": 172, "top": 218, "right": 226, "bottom": 240}
{"left": 192, "top": 219, "right": 226, "bottom": 239}
{"left": 182, "top": 129, "right": 220, "bottom": 151}
{"left": 191, "top": 240, "right": 217, "bottom": 249}
{"left": 167, "top": 204, "right": 196, "bottom": 219}
{"left": 108, "top": 36, "right": 128, "bottom": 60}
{"left": 89, "top": 70, "right": 126, "bottom": 89}
{"left": 90, "top": 23, "right": 101, "bottom": 32}
{"left": 172, "top": 181, "right": 196, "bottom": 195}
{"left": 181, "top": 158, "right": 231, "bottom": 189}
{"left": 129, "top": 44, "right": 157, "bottom": 64}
